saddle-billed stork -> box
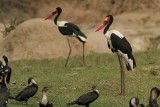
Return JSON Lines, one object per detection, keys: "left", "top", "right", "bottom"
{"left": 45, "top": 7, "right": 87, "bottom": 67}
{"left": 95, "top": 15, "right": 136, "bottom": 95}
{"left": 67, "top": 86, "right": 99, "bottom": 107}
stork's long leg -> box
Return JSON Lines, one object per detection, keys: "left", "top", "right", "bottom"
{"left": 65, "top": 38, "right": 72, "bottom": 67}
{"left": 117, "top": 55, "right": 125, "bottom": 95}
{"left": 121, "top": 67, "right": 125, "bottom": 94}
{"left": 82, "top": 42, "right": 85, "bottom": 65}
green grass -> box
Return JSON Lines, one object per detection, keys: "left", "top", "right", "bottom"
{"left": 7, "top": 50, "right": 160, "bottom": 107}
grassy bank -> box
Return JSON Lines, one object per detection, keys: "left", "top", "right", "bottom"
{"left": 8, "top": 50, "right": 160, "bottom": 107}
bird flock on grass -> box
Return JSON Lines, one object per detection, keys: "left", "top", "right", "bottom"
{"left": 0, "top": 6, "right": 159, "bottom": 107}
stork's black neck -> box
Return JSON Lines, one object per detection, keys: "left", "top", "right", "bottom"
{"left": 103, "top": 23, "right": 111, "bottom": 34}
{"left": 54, "top": 12, "right": 61, "bottom": 25}
{"left": 103, "top": 15, "right": 113, "bottom": 34}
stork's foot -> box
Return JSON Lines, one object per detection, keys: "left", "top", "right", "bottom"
{"left": 119, "top": 92, "right": 125, "bottom": 96}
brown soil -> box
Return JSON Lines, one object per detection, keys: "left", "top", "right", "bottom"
{"left": 0, "top": 0, "right": 160, "bottom": 60}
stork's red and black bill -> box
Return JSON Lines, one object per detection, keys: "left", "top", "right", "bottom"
{"left": 95, "top": 24, "right": 106, "bottom": 32}
{"left": 45, "top": 10, "right": 57, "bottom": 20}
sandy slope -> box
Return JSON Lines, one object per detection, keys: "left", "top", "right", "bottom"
{"left": 0, "top": 23, "right": 4, "bottom": 43}
{"left": 0, "top": 0, "right": 160, "bottom": 60}
{"left": 0, "top": 19, "right": 93, "bottom": 60}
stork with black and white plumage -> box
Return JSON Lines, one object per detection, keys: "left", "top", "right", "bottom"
{"left": 45, "top": 7, "right": 87, "bottom": 67}
{"left": 95, "top": 15, "right": 136, "bottom": 95}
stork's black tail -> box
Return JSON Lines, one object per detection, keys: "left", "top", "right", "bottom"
{"left": 67, "top": 101, "right": 76, "bottom": 106}
{"left": 132, "top": 54, "right": 136, "bottom": 68}
{"left": 126, "top": 54, "right": 136, "bottom": 71}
